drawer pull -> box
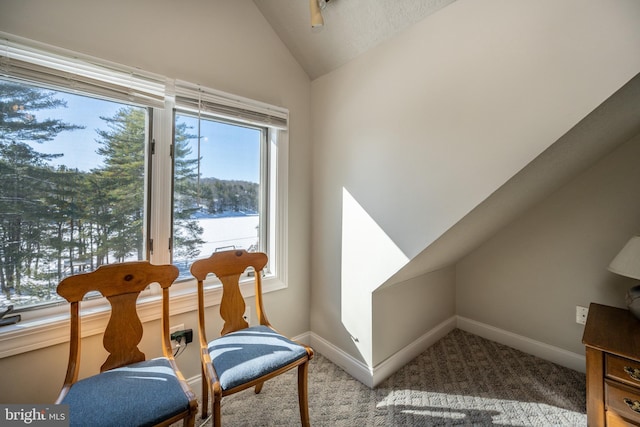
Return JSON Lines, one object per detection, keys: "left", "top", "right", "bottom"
{"left": 624, "top": 398, "right": 640, "bottom": 413}
{"left": 624, "top": 366, "right": 640, "bottom": 382}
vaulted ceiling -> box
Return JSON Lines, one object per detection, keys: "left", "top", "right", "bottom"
{"left": 252, "top": 0, "right": 640, "bottom": 289}
{"left": 253, "top": 0, "right": 457, "bottom": 80}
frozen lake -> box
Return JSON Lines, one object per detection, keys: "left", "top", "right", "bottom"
{"left": 195, "top": 215, "right": 259, "bottom": 256}
{"left": 173, "top": 214, "right": 259, "bottom": 279}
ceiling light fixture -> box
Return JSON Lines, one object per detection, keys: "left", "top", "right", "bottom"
{"left": 310, "top": 0, "right": 329, "bottom": 29}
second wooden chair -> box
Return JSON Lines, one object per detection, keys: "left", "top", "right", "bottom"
{"left": 190, "top": 250, "right": 313, "bottom": 426}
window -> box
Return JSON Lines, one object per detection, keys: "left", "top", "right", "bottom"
{"left": 0, "top": 78, "right": 150, "bottom": 311}
{"left": 0, "top": 36, "right": 289, "bottom": 327}
{"left": 170, "top": 80, "right": 289, "bottom": 285}
{"left": 172, "top": 113, "right": 265, "bottom": 280}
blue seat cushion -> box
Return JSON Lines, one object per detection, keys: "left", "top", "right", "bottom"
{"left": 61, "top": 357, "right": 191, "bottom": 427}
{"left": 209, "top": 325, "right": 308, "bottom": 391}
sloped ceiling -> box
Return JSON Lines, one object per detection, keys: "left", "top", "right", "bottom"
{"left": 383, "top": 71, "right": 640, "bottom": 288}
{"left": 253, "top": 0, "right": 457, "bottom": 80}
{"left": 252, "top": 0, "right": 640, "bottom": 289}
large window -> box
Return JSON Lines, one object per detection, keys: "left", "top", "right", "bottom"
{"left": 0, "top": 36, "right": 288, "bottom": 322}
{"left": 0, "top": 78, "right": 149, "bottom": 310}
{"left": 172, "top": 113, "right": 265, "bottom": 279}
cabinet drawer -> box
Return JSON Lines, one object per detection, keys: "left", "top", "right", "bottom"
{"left": 607, "top": 354, "right": 640, "bottom": 388}
{"left": 606, "top": 410, "right": 639, "bottom": 427}
{"left": 606, "top": 379, "right": 640, "bottom": 425}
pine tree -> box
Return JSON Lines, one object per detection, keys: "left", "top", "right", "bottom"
{"left": 94, "top": 107, "right": 146, "bottom": 262}
{"left": 172, "top": 120, "right": 204, "bottom": 261}
{"left": 0, "top": 81, "right": 82, "bottom": 296}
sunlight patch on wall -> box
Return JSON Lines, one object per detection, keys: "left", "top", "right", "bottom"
{"left": 341, "top": 187, "right": 409, "bottom": 364}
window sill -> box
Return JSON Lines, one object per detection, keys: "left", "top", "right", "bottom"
{"left": 0, "top": 275, "right": 285, "bottom": 359}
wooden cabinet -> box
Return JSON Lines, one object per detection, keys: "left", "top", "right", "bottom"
{"left": 583, "top": 303, "right": 640, "bottom": 426}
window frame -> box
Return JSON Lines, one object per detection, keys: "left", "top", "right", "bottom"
{"left": 0, "top": 34, "right": 290, "bottom": 358}
{"left": 0, "top": 77, "right": 155, "bottom": 312}
{"left": 169, "top": 110, "right": 269, "bottom": 279}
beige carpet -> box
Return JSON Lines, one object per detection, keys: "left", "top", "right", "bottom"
{"left": 190, "top": 329, "right": 586, "bottom": 426}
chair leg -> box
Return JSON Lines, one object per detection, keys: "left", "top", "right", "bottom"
{"left": 183, "top": 412, "right": 195, "bottom": 427}
{"left": 298, "top": 362, "right": 311, "bottom": 427}
{"left": 254, "top": 382, "right": 264, "bottom": 394}
{"left": 213, "top": 398, "right": 222, "bottom": 427}
{"left": 201, "top": 365, "right": 209, "bottom": 419}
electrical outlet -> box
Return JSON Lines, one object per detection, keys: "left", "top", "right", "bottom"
{"left": 170, "top": 329, "right": 193, "bottom": 345}
{"left": 170, "top": 324, "right": 184, "bottom": 335}
{"left": 576, "top": 306, "right": 588, "bottom": 325}
{"left": 243, "top": 307, "right": 251, "bottom": 325}
{"left": 170, "top": 324, "right": 184, "bottom": 349}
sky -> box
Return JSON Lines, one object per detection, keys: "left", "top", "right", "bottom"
{"left": 177, "top": 113, "right": 260, "bottom": 183}
{"left": 29, "top": 90, "right": 260, "bottom": 183}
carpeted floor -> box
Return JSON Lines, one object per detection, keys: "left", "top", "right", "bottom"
{"left": 190, "top": 328, "right": 587, "bottom": 426}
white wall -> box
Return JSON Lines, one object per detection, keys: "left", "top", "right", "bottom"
{"left": 373, "top": 267, "right": 456, "bottom": 366}
{"left": 310, "top": 0, "right": 640, "bottom": 368}
{"left": 2, "top": 0, "right": 640, "bottom": 401}
{"left": 0, "top": 0, "right": 312, "bottom": 403}
{"left": 457, "top": 131, "right": 640, "bottom": 355}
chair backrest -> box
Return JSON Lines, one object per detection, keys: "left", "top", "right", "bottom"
{"left": 57, "top": 261, "right": 179, "bottom": 375}
{"left": 190, "top": 250, "right": 268, "bottom": 337}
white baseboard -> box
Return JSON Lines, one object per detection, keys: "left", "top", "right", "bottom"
{"left": 309, "top": 316, "right": 585, "bottom": 388}
{"left": 292, "top": 331, "right": 312, "bottom": 346}
{"left": 456, "top": 316, "right": 586, "bottom": 373}
{"left": 372, "top": 316, "right": 456, "bottom": 387}
{"left": 186, "top": 320, "right": 585, "bottom": 397}
{"left": 309, "top": 316, "right": 457, "bottom": 388}
{"left": 308, "top": 332, "right": 375, "bottom": 387}
{"left": 184, "top": 374, "right": 203, "bottom": 403}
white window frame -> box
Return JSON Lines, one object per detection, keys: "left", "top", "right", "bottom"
{"left": 0, "top": 34, "right": 289, "bottom": 358}
{"left": 169, "top": 105, "right": 270, "bottom": 278}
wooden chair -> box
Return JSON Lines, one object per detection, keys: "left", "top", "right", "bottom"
{"left": 191, "top": 250, "right": 313, "bottom": 426}
{"left": 55, "top": 261, "right": 198, "bottom": 427}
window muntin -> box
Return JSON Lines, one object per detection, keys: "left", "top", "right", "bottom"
{"left": 172, "top": 112, "right": 265, "bottom": 280}
{"left": 0, "top": 78, "right": 149, "bottom": 311}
